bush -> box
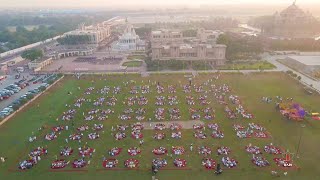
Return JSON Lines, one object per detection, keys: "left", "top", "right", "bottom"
{"left": 146, "top": 59, "right": 185, "bottom": 71}
{"left": 297, "top": 76, "right": 302, "bottom": 80}
{"left": 26, "top": 94, "right": 34, "bottom": 100}
{"left": 38, "top": 86, "right": 46, "bottom": 91}
{"left": 286, "top": 70, "right": 293, "bottom": 74}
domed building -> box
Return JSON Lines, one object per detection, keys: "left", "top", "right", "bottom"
{"left": 112, "top": 23, "right": 145, "bottom": 51}
{"left": 262, "top": 1, "right": 319, "bottom": 38}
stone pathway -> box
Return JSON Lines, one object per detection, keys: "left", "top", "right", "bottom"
{"left": 142, "top": 120, "right": 204, "bottom": 130}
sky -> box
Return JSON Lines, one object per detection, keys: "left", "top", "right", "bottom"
{"left": 0, "top": 0, "right": 319, "bottom": 8}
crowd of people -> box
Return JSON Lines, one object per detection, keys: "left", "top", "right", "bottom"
{"left": 15, "top": 74, "right": 294, "bottom": 175}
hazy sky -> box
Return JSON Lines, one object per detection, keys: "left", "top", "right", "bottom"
{"left": 0, "top": 0, "right": 319, "bottom": 8}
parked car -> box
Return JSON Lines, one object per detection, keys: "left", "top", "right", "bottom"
{"left": 3, "top": 108, "right": 13, "bottom": 113}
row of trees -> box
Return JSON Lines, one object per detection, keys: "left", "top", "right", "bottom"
{"left": 182, "top": 29, "right": 197, "bottom": 37}
{"left": 135, "top": 27, "right": 152, "bottom": 39}
{"left": 21, "top": 49, "right": 43, "bottom": 61}
{"left": 57, "top": 35, "right": 91, "bottom": 45}
{"left": 0, "top": 14, "right": 110, "bottom": 51}
{"left": 268, "top": 39, "right": 320, "bottom": 51}
{"left": 0, "top": 47, "right": 4, "bottom": 53}
{"left": 0, "top": 25, "right": 65, "bottom": 50}
{"left": 217, "top": 33, "right": 263, "bottom": 61}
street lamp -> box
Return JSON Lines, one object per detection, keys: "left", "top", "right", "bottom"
{"left": 296, "top": 124, "right": 306, "bottom": 158}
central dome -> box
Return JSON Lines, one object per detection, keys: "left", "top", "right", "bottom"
{"left": 280, "top": 3, "right": 306, "bottom": 18}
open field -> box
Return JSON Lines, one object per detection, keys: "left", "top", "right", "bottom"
{"left": 1, "top": 72, "right": 320, "bottom": 180}
{"left": 122, "top": 61, "right": 143, "bottom": 67}
{"left": 217, "top": 61, "right": 276, "bottom": 70}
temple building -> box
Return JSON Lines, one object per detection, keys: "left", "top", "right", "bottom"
{"left": 150, "top": 29, "right": 226, "bottom": 65}
{"left": 261, "top": 1, "right": 319, "bottom": 38}
{"left": 112, "top": 23, "right": 145, "bottom": 51}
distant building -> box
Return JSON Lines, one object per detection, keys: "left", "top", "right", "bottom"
{"left": 28, "top": 57, "right": 53, "bottom": 71}
{"left": 112, "top": 23, "right": 145, "bottom": 51}
{"left": 151, "top": 30, "right": 183, "bottom": 44}
{"left": 47, "top": 46, "right": 94, "bottom": 60}
{"left": 150, "top": 29, "right": 226, "bottom": 65}
{"left": 196, "top": 28, "right": 221, "bottom": 43}
{"left": 152, "top": 44, "right": 226, "bottom": 65}
{"left": 262, "top": 2, "right": 319, "bottom": 38}
{"left": 280, "top": 55, "right": 320, "bottom": 78}
{"left": 64, "top": 23, "right": 111, "bottom": 45}
{"left": 3, "top": 56, "right": 24, "bottom": 67}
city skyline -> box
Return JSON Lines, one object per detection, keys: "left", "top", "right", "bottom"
{"left": 0, "top": 0, "right": 319, "bottom": 8}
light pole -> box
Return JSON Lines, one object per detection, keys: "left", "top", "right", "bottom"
{"left": 296, "top": 124, "right": 306, "bottom": 158}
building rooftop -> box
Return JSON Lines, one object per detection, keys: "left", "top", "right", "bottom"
{"left": 289, "top": 56, "right": 320, "bottom": 66}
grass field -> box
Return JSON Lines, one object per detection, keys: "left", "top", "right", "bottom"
{"left": 218, "top": 61, "right": 276, "bottom": 70}
{"left": 127, "top": 55, "right": 146, "bottom": 60}
{"left": 122, "top": 61, "right": 143, "bottom": 67}
{"left": 1, "top": 72, "right": 320, "bottom": 180}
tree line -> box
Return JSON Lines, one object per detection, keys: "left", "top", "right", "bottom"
{"left": 0, "top": 14, "right": 110, "bottom": 51}
{"left": 57, "top": 35, "right": 91, "bottom": 45}
{"left": 217, "top": 33, "right": 263, "bottom": 61}
{"left": 21, "top": 49, "right": 44, "bottom": 61}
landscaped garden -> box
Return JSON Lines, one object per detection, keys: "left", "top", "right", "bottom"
{"left": 122, "top": 61, "right": 143, "bottom": 67}
{"left": 0, "top": 72, "right": 320, "bottom": 180}
{"left": 127, "top": 55, "right": 146, "bottom": 60}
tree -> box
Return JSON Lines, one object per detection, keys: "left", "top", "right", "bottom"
{"left": 57, "top": 35, "right": 90, "bottom": 45}
{"left": 135, "top": 27, "right": 151, "bottom": 39}
{"left": 21, "top": 49, "right": 43, "bottom": 61}
{"left": 182, "top": 29, "right": 197, "bottom": 37}
{"left": 217, "top": 33, "right": 263, "bottom": 61}
{"left": 297, "top": 76, "right": 302, "bottom": 81}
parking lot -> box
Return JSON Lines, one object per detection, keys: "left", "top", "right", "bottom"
{"left": 0, "top": 73, "right": 54, "bottom": 112}
{"left": 0, "top": 74, "right": 43, "bottom": 109}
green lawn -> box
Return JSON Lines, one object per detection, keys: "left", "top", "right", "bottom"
{"left": 191, "top": 61, "right": 213, "bottom": 71}
{"left": 122, "top": 61, "right": 143, "bottom": 67}
{"left": 127, "top": 55, "right": 146, "bottom": 60}
{"left": 218, "top": 61, "right": 276, "bottom": 70}
{"left": 1, "top": 73, "right": 320, "bottom": 180}
{"left": 146, "top": 60, "right": 185, "bottom": 71}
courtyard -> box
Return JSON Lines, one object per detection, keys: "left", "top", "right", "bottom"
{"left": 0, "top": 72, "right": 320, "bottom": 180}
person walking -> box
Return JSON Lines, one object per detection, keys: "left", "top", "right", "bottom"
{"left": 139, "top": 139, "right": 144, "bottom": 146}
